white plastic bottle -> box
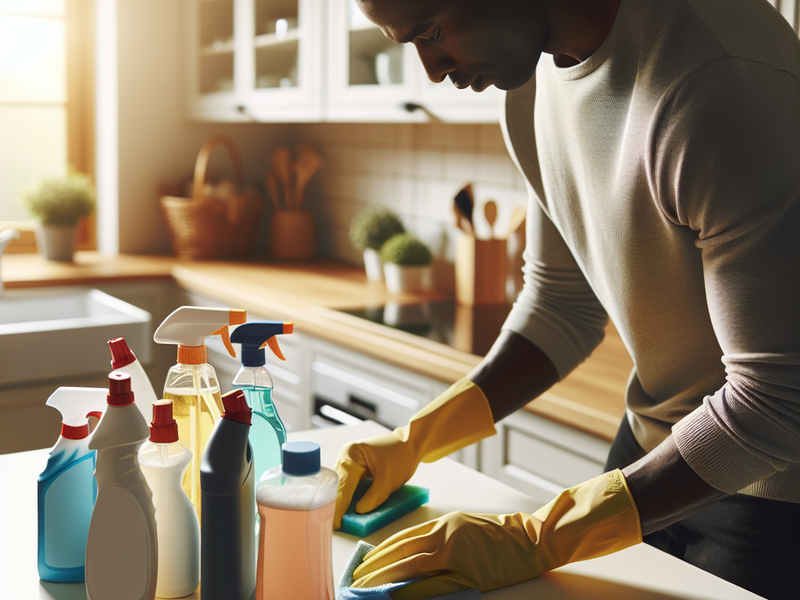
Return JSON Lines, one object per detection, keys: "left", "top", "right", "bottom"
{"left": 139, "top": 400, "right": 200, "bottom": 598}
{"left": 85, "top": 373, "right": 157, "bottom": 600}
{"left": 255, "top": 441, "right": 338, "bottom": 600}
{"left": 108, "top": 337, "right": 159, "bottom": 424}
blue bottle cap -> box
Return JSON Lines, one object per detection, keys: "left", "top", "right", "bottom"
{"left": 282, "top": 441, "right": 321, "bottom": 476}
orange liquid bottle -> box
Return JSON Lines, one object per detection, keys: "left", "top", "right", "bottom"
{"left": 255, "top": 441, "right": 338, "bottom": 600}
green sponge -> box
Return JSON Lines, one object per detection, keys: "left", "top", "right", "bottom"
{"left": 340, "top": 478, "right": 430, "bottom": 537}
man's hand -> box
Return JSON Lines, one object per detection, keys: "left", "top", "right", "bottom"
{"left": 334, "top": 380, "right": 497, "bottom": 530}
{"left": 352, "top": 470, "right": 642, "bottom": 600}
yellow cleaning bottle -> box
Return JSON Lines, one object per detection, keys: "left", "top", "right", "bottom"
{"left": 154, "top": 306, "right": 246, "bottom": 517}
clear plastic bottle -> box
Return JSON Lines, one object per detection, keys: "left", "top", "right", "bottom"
{"left": 154, "top": 306, "right": 247, "bottom": 517}
{"left": 139, "top": 400, "right": 200, "bottom": 598}
{"left": 162, "top": 359, "right": 223, "bottom": 518}
{"left": 230, "top": 320, "right": 293, "bottom": 484}
{"left": 255, "top": 441, "right": 338, "bottom": 600}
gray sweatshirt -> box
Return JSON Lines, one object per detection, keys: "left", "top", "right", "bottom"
{"left": 501, "top": 0, "right": 799, "bottom": 502}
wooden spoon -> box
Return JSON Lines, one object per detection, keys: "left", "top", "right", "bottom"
{"left": 294, "top": 144, "right": 322, "bottom": 210}
{"left": 270, "top": 147, "right": 293, "bottom": 210}
{"left": 506, "top": 204, "right": 526, "bottom": 238}
{"left": 484, "top": 200, "right": 497, "bottom": 239}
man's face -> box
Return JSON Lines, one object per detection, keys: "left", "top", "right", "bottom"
{"left": 358, "top": 0, "right": 547, "bottom": 92}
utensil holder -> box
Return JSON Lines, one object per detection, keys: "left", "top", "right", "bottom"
{"left": 455, "top": 236, "right": 506, "bottom": 306}
{"left": 269, "top": 210, "right": 315, "bottom": 261}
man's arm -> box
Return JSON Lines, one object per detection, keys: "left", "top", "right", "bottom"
{"left": 468, "top": 329, "right": 559, "bottom": 422}
{"left": 622, "top": 435, "right": 726, "bottom": 535}
{"left": 470, "top": 329, "right": 728, "bottom": 535}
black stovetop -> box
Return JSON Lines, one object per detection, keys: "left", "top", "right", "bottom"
{"left": 340, "top": 300, "right": 512, "bottom": 357}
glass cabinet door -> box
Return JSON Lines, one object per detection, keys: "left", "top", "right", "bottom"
{"left": 187, "top": 0, "right": 237, "bottom": 120}
{"left": 326, "top": 0, "right": 421, "bottom": 122}
{"left": 187, "top": 0, "right": 321, "bottom": 122}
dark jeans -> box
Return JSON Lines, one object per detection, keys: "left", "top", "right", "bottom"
{"left": 605, "top": 416, "right": 800, "bottom": 600}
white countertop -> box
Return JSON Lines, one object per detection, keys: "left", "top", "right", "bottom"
{"left": 0, "top": 421, "right": 762, "bottom": 599}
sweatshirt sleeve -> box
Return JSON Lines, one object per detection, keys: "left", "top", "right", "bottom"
{"left": 652, "top": 57, "right": 800, "bottom": 494}
{"left": 500, "top": 81, "right": 608, "bottom": 380}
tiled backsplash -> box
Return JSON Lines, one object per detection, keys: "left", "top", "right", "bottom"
{"left": 297, "top": 122, "right": 528, "bottom": 294}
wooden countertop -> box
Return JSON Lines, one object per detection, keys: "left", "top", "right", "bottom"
{"left": 3, "top": 252, "right": 632, "bottom": 441}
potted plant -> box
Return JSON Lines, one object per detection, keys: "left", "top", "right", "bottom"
{"left": 349, "top": 208, "right": 405, "bottom": 281}
{"left": 379, "top": 232, "right": 433, "bottom": 294}
{"left": 18, "top": 170, "right": 95, "bottom": 261}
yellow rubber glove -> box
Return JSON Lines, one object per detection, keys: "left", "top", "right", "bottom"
{"left": 334, "top": 379, "right": 497, "bottom": 529}
{"left": 352, "top": 469, "right": 642, "bottom": 600}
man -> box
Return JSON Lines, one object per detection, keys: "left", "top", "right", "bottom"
{"left": 334, "top": 1, "right": 800, "bottom": 599}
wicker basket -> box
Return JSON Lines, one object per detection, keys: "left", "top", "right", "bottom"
{"left": 161, "top": 135, "right": 263, "bottom": 260}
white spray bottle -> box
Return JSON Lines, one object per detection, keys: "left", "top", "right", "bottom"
{"left": 37, "top": 387, "right": 106, "bottom": 582}
{"left": 85, "top": 372, "right": 157, "bottom": 600}
{"left": 153, "top": 306, "right": 247, "bottom": 515}
{"left": 139, "top": 400, "right": 200, "bottom": 598}
{"left": 108, "top": 337, "right": 158, "bottom": 424}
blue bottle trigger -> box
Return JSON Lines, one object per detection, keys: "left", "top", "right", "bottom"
{"left": 231, "top": 321, "right": 293, "bottom": 365}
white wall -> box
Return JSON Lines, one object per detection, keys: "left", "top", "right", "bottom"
{"left": 104, "top": 0, "right": 297, "bottom": 255}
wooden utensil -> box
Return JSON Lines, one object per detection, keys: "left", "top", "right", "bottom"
{"left": 454, "top": 184, "right": 474, "bottom": 234}
{"left": 265, "top": 171, "right": 282, "bottom": 212}
{"left": 507, "top": 204, "right": 526, "bottom": 238}
{"left": 270, "top": 146, "right": 293, "bottom": 210}
{"left": 484, "top": 200, "right": 497, "bottom": 239}
{"left": 294, "top": 144, "right": 322, "bottom": 210}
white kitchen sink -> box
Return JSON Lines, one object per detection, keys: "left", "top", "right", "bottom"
{"left": 0, "top": 287, "right": 151, "bottom": 386}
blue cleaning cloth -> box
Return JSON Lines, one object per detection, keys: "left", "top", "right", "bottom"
{"left": 337, "top": 541, "right": 481, "bottom": 600}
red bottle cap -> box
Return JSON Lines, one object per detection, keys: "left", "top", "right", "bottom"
{"left": 107, "top": 372, "right": 135, "bottom": 406}
{"left": 150, "top": 400, "right": 179, "bottom": 443}
{"left": 221, "top": 390, "right": 251, "bottom": 425}
{"left": 108, "top": 337, "right": 136, "bottom": 369}
{"left": 61, "top": 423, "right": 89, "bottom": 440}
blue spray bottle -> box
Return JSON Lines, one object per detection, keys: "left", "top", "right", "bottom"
{"left": 230, "top": 321, "right": 293, "bottom": 484}
{"left": 37, "top": 387, "right": 106, "bottom": 582}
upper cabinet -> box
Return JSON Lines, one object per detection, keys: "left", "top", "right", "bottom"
{"left": 185, "top": 0, "right": 501, "bottom": 123}
{"left": 187, "top": 0, "right": 323, "bottom": 122}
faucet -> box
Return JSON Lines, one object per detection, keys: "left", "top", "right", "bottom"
{"left": 0, "top": 229, "right": 21, "bottom": 295}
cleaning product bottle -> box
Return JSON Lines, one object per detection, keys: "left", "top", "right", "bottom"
{"left": 230, "top": 320, "right": 293, "bottom": 484}
{"left": 139, "top": 400, "right": 200, "bottom": 598}
{"left": 108, "top": 336, "right": 159, "bottom": 424}
{"left": 255, "top": 441, "right": 338, "bottom": 600}
{"left": 37, "top": 387, "right": 106, "bottom": 582}
{"left": 154, "top": 305, "right": 247, "bottom": 514}
{"left": 85, "top": 372, "right": 157, "bottom": 600}
{"left": 200, "top": 389, "right": 256, "bottom": 600}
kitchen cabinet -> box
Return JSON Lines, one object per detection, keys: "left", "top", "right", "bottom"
{"left": 481, "top": 409, "right": 611, "bottom": 505}
{"left": 186, "top": 0, "right": 324, "bottom": 122}
{"left": 186, "top": 0, "right": 502, "bottom": 123}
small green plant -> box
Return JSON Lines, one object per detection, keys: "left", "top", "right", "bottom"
{"left": 379, "top": 233, "right": 432, "bottom": 266}
{"left": 349, "top": 208, "right": 405, "bottom": 251}
{"left": 18, "top": 170, "right": 96, "bottom": 226}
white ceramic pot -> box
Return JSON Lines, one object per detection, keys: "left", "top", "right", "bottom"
{"left": 383, "top": 262, "right": 432, "bottom": 294}
{"left": 36, "top": 224, "right": 78, "bottom": 261}
{"left": 363, "top": 248, "right": 383, "bottom": 282}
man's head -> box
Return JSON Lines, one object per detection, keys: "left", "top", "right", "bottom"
{"left": 357, "top": 0, "right": 549, "bottom": 92}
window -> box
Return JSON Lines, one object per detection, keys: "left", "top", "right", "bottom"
{"left": 0, "top": 0, "right": 94, "bottom": 252}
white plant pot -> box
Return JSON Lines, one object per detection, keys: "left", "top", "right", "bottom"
{"left": 363, "top": 248, "right": 383, "bottom": 282}
{"left": 383, "top": 263, "right": 432, "bottom": 294}
{"left": 36, "top": 223, "right": 78, "bottom": 261}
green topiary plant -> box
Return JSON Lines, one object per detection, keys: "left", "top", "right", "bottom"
{"left": 349, "top": 208, "right": 405, "bottom": 252}
{"left": 379, "top": 233, "right": 432, "bottom": 266}
{"left": 18, "top": 170, "right": 96, "bottom": 226}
